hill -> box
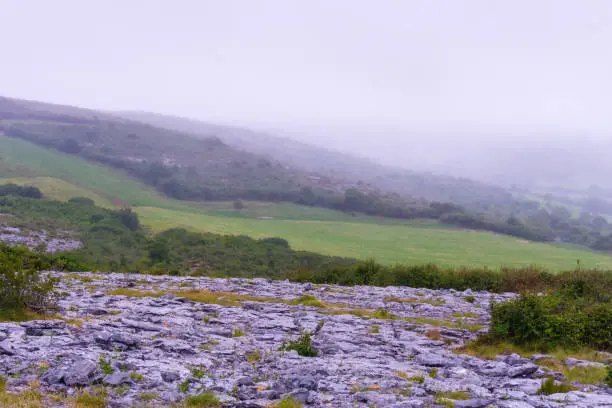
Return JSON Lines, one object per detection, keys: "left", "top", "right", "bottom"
{"left": 118, "top": 110, "right": 517, "bottom": 211}
{"left": 4, "top": 96, "right": 612, "bottom": 252}
{"left": 0, "top": 96, "right": 330, "bottom": 203}
{"left": 2, "top": 134, "right": 612, "bottom": 270}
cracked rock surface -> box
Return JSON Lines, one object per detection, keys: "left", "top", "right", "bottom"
{"left": 0, "top": 272, "right": 610, "bottom": 407}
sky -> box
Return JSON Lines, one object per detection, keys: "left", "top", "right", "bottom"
{"left": 1, "top": 1, "right": 612, "bottom": 153}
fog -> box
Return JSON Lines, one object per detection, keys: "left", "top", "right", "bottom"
{"left": 1, "top": 0, "right": 612, "bottom": 187}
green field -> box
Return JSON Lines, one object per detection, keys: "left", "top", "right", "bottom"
{"left": 2, "top": 134, "right": 612, "bottom": 270}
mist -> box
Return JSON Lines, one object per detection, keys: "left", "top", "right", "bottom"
{"left": 1, "top": 0, "right": 612, "bottom": 189}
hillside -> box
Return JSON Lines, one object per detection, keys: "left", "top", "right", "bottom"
{"left": 0, "top": 96, "right": 330, "bottom": 202}
{"left": 4, "top": 96, "right": 612, "bottom": 252}
{"left": 2, "top": 134, "right": 612, "bottom": 270}
{"left": 118, "top": 111, "right": 517, "bottom": 211}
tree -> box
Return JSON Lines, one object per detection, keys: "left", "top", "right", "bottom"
{"left": 233, "top": 199, "right": 245, "bottom": 211}
{"left": 116, "top": 208, "right": 140, "bottom": 231}
{"left": 59, "top": 138, "right": 82, "bottom": 154}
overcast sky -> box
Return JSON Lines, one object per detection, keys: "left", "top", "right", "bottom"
{"left": 1, "top": 0, "right": 612, "bottom": 136}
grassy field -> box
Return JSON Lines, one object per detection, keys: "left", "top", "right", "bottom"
{"left": 2, "top": 134, "right": 612, "bottom": 270}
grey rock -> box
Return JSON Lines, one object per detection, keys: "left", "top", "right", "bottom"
{"left": 63, "top": 359, "right": 98, "bottom": 386}
{"left": 161, "top": 371, "right": 181, "bottom": 382}
{"left": 86, "top": 307, "right": 108, "bottom": 316}
{"left": 103, "top": 372, "right": 133, "bottom": 386}
{"left": 454, "top": 399, "right": 495, "bottom": 408}
{"left": 41, "top": 368, "right": 66, "bottom": 385}
{"left": 121, "top": 318, "right": 163, "bottom": 331}
{"left": 110, "top": 332, "right": 139, "bottom": 347}
{"left": 236, "top": 386, "right": 257, "bottom": 400}
{"left": 414, "top": 353, "right": 449, "bottom": 367}
{"left": 509, "top": 363, "right": 539, "bottom": 378}
{"left": 0, "top": 271, "right": 607, "bottom": 408}
{"left": 236, "top": 376, "right": 254, "bottom": 386}
{"left": 0, "top": 341, "right": 15, "bottom": 356}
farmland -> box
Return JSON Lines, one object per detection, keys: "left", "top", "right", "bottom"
{"left": 2, "top": 134, "right": 612, "bottom": 270}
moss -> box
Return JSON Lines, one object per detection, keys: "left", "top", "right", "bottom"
{"left": 232, "top": 328, "right": 246, "bottom": 337}
{"left": 451, "top": 312, "right": 479, "bottom": 318}
{"left": 290, "top": 295, "right": 325, "bottom": 308}
{"left": 130, "top": 371, "right": 144, "bottom": 382}
{"left": 246, "top": 350, "right": 262, "bottom": 364}
{"left": 139, "top": 391, "right": 158, "bottom": 402}
{"left": 409, "top": 375, "right": 425, "bottom": 384}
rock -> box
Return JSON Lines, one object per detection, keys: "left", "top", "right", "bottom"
{"left": 414, "top": 353, "right": 449, "bottom": 367}
{"left": 565, "top": 357, "right": 605, "bottom": 368}
{"left": 237, "top": 386, "right": 257, "bottom": 400}
{"left": 21, "top": 320, "right": 66, "bottom": 336}
{"left": 0, "top": 271, "right": 608, "bottom": 408}
{"left": 109, "top": 332, "right": 139, "bottom": 347}
{"left": 236, "top": 376, "right": 254, "bottom": 386}
{"left": 103, "top": 372, "right": 133, "bottom": 386}
{"left": 0, "top": 341, "right": 15, "bottom": 356}
{"left": 161, "top": 371, "right": 181, "bottom": 382}
{"left": 63, "top": 360, "right": 98, "bottom": 386}
{"left": 41, "top": 368, "right": 66, "bottom": 385}
{"left": 508, "top": 363, "right": 539, "bottom": 378}
{"left": 86, "top": 308, "right": 108, "bottom": 316}
{"left": 354, "top": 391, "right": 396, "bottom": 406}
{"left": 121, "top": 318, "right": 163, "bottom": 331}
{"left": 454, "top": 399, "right": 495, "bottom": 408}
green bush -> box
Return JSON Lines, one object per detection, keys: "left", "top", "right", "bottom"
{"left": 288, "top": 260, "right": 611, "bottom": 296}
{"left": 0, "top": 250, "right": 58, "bottom": 313}
{"left": 281, "top": 331, "right": 318, "bottom": 357}
{"left": 490, "top": 293, "right": 611, "bottom": 351}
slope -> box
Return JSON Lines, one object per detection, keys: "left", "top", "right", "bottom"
{"left": 2, "top": 134, "right": 612, "bottom": 270}
{"left": 117, "top": 110, "right": 517, "bottom": 211}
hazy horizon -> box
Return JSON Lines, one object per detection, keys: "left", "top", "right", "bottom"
{"left": 2, "top": 0, "right": 612, "bottom": 186}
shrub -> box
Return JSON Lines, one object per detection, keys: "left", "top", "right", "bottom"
{"left": 0, "top": 262, "right": 57, "bottom": 313}
{"left": 115, "top": 207, "right": 140, "bottom": 231}
{"left": 281, "top": 331, "right": 318, "bottom": 357}
{"left": 232, "top": 199, "right": 245, "bottom": 210}
{"left": 0, "top": 183, "right": 43, "bottom": 199}
{"left": 490, "top": 293, "right": 611, "bottom": 351}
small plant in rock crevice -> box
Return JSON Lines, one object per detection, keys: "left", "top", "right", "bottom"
{"left": 232, "top": 328, "right": 246, "bottom": 337}
{"left": 98, "top": 354, "right": 114, "bottom": 375}
{"left": 280, "top": 331, "right": 318, "bottom": 357}
{"left": 178, "top": 378, "right": 190, "bottom": 393}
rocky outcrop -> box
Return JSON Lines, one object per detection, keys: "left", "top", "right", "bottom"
{"left": 0, "top": 226, "right": 81, "bottom": 253}
{"left": 0, "top": 272, "right": 609, "bottom": 407}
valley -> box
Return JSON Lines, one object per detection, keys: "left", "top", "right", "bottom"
{"left": 2, "top": 134, "right": 612, "bottom": 270}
